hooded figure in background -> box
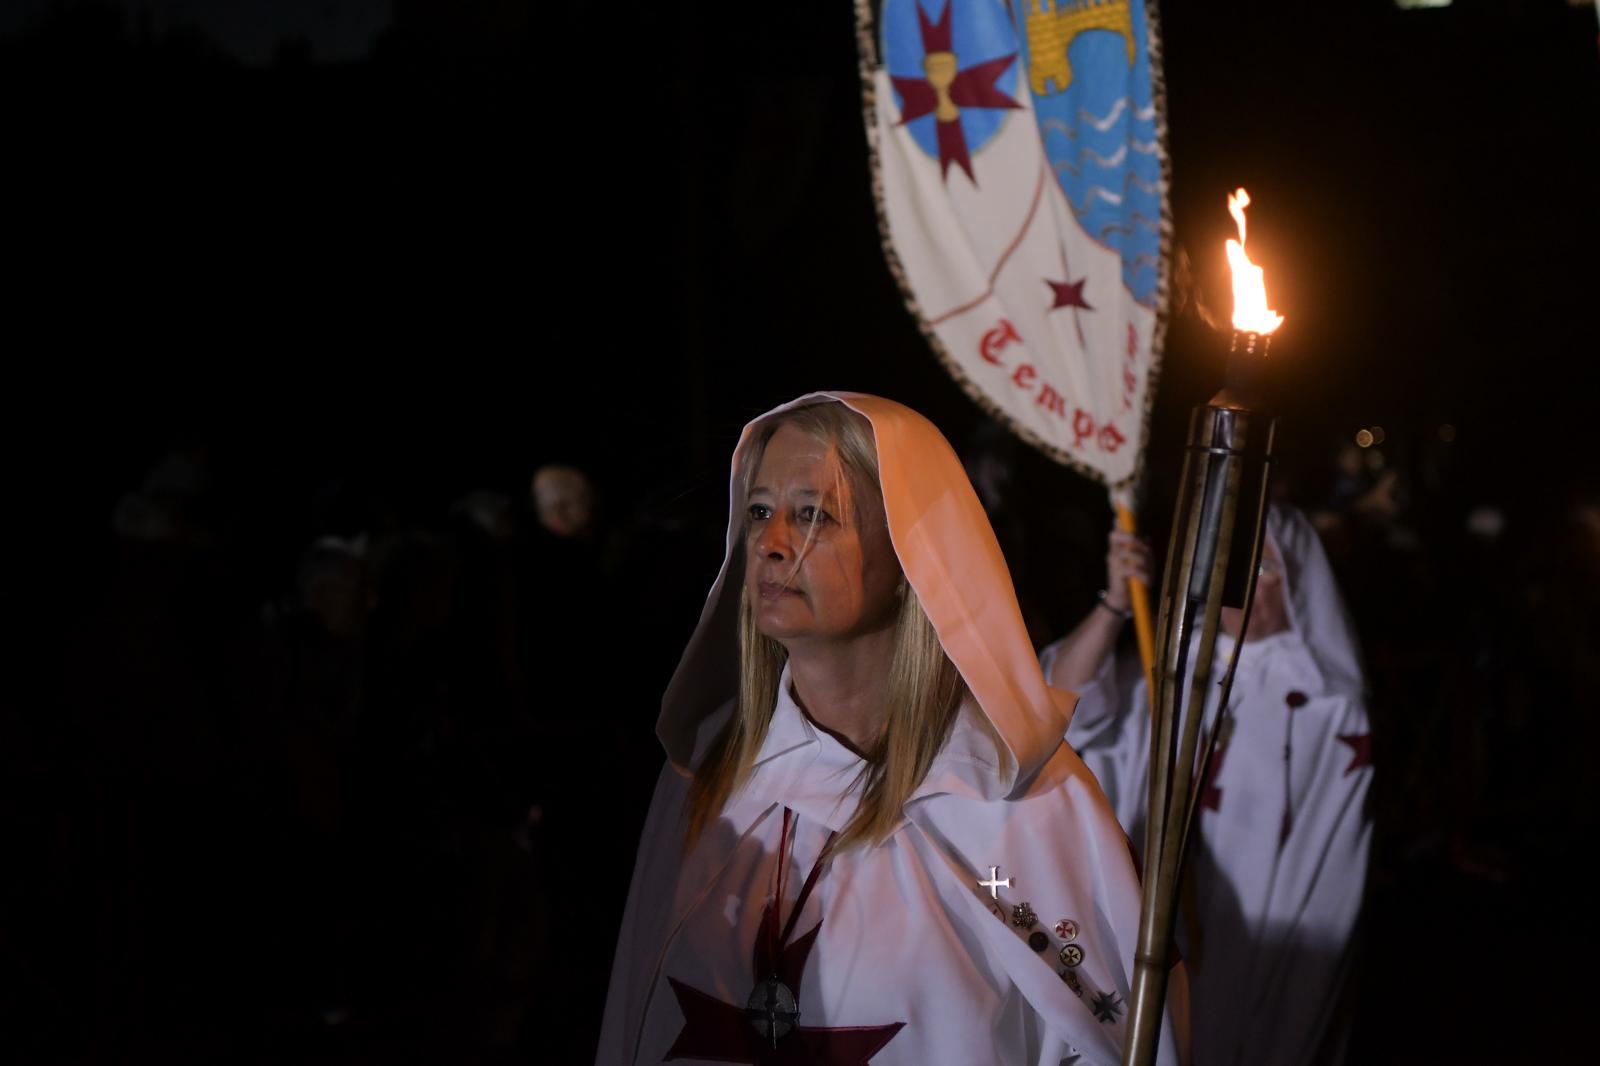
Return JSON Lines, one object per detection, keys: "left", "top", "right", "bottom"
{"left": 598, "top": 394, "right": 1185, "bottom": 1066}
{"left": 1042, "top": 503, "right": 1371, "bottom": 1066}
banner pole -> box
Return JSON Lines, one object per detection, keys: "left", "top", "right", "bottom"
{"left": 1112, "top": 494, "right": 1157, "bottom": 703}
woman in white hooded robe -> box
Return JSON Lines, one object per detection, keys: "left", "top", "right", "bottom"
{"left": 597, "top": 394, "right": 1185, "bottom": 1066}
{"left": 1041, "top": 503, "right": 1372, "bottom": 1066}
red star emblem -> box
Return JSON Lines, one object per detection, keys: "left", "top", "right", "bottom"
{"left": 1337, "top": 733, "right": 1372, "bottom": 775}
{"left": 664, "top": 904, "right": 904, "bottom": 1064}
{"left": 888, "top": 2, "right": 1020, "bottom": 185}
{"left": 1047, "top": 277, "right": 1092, "bottom": 311}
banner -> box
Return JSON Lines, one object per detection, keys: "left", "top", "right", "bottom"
{"left": 857, "top": 0, "right": 1170, "bottom": 489}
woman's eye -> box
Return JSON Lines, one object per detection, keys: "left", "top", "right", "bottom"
{"left": 748, "top": 503, "right": 772, "bottom": 521}
{"left": 797, "top": 506, "right": 833, "bottom": 526}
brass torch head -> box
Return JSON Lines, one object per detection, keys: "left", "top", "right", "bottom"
{"left": 1212, "top": 329, "right": 1274, "bottom": 410}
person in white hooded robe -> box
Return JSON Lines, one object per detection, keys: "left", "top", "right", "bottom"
{"left": 1041, "top": 503, "right": 1372, "bottom": 1066}
{"left": 598, "top": 394, "right": 1186, "bottom": 1066}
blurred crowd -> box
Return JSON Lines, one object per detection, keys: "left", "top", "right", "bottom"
{"left": 10, "top": 419, "right": 1598, "bottom": 1064}
{"left": 14, "top": 446, "right": 716, "bottom": 1063}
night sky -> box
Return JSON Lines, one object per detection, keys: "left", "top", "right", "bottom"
{"left": 9, "top": 0, "right": 1596, "bottom": 525}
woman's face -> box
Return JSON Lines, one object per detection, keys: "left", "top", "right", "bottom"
{"left": 744, "top": 424, "right": 902, "bottom": 647}
{"left": 1221, "top": 535, "right": 1290, "bottom": 642}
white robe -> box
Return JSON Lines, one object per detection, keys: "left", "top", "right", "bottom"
{"left": 599, "top": 670, "right": 1179, "bottom": 1066}
{"left": 1041, "top": 506, "right": 1372, "bottom": 1066}
{"left": 598, "top": 392, "right": 1184, "bottom": 1066}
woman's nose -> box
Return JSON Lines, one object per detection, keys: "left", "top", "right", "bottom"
{"left": 756, "top": 515, "right": 791, "bottom": 561}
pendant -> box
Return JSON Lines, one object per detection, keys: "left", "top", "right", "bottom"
{"left": 745, "top": 976, "right": 800, "bottom": 1048}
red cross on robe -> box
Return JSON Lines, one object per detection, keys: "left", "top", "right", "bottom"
{"left": 664, "top": 904, "right": 905, "bottom": 1065}
{"left": 1337, "top": 733, "right": 1372, "bottom": 776}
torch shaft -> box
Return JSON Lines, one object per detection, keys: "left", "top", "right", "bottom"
{"left": 1122, "top": 403, "right": 1265, "bottom": 1066}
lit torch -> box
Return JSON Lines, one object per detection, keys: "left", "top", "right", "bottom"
{"left": 1121, "top": 189, "right": 1285, "bottom": 1066}
{"left": 1220, "top": 187, "right": 1285, "bottom": 402}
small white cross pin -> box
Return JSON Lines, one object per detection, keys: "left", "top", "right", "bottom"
{"left": 978, "top": 865, "right": 1012, "bottom": 899}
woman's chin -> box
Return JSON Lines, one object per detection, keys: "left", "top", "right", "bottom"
{"left": 752, "top": 604, "right": 809, "bottom": 642}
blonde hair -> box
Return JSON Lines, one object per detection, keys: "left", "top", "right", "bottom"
{"left": 686, "top": 402, "right": 1004, "bottom": 852}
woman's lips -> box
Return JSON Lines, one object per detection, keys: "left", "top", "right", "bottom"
{"left": 758, "top": 580, "right": 803, "bottom": 600}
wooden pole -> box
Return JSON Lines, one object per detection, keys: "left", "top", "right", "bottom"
{"left": 1113, "top": 498, "right": 1157, "bottom": 702}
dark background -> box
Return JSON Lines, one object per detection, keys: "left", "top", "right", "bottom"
{"left": 6, "top": 0, "right": 1598, "bottom": 1063}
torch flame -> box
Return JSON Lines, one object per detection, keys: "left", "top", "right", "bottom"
{"left": 1225, "top": 188, "right": 1284, "bottom": 334}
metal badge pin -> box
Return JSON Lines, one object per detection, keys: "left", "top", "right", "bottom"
{"left": 1090, "top": 991, "right": 1124, "bottom": 1024}
{"left": 978, "top": 865, "right": 1011, "bottom": 899}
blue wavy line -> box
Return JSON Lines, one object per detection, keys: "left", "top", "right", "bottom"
{"left": 1052, "top": 162, "right": 1164, "bottom": 199}
{"left": 1096, "top": 215, "right": 1161, "bottom": 240}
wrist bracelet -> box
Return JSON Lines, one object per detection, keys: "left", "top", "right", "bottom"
{"left": 1096, "top": 589, "right": 1133, "bottom": 621}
